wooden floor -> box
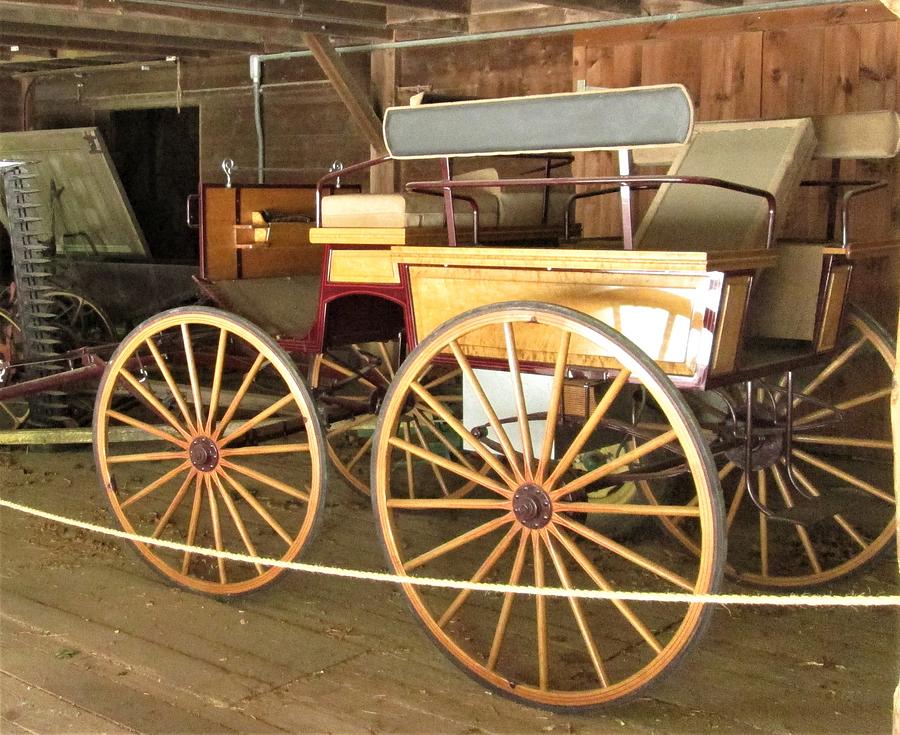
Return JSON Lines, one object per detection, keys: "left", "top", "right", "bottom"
{"left": 0, "top": 446, "right": 896, "bottom": 734}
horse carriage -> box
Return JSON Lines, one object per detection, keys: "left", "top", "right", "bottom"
{"left": 5, "top": 84, "right": 898, "bottom": 709}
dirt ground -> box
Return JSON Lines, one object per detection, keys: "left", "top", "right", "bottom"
{"left": 0, "top": 445, "right": 896, "bottom": 735}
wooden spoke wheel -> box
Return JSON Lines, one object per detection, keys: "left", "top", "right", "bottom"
{"left": 650, "top": 305, "right": 896, "bottom": 587}
{"left": 311, "top": 340, "right": 479, "bottom": 498}
{"left": 93, "top": 307, "right": 326, "bottom": 595}
{"left": 0, "top": 307, "right": 28, "bottom": 430}
{"left": 371, "top": 302, "right": 725, "bottom": 709}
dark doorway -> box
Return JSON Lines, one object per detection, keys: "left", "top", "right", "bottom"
{"left": 103, "top": 107, "right": 199, "bottom": 263}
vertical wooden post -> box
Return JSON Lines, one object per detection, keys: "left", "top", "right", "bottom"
{"left": 370, "top": 48, "right": 399, "bottom": 194}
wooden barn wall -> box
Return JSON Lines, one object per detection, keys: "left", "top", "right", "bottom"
{"left": 24, "top": 55, "right": 371, "bottom": 186}
{"left": 0, "top": 75, "right": 22, "bottom": 133}
{"left": 571, "top": 1, "right": 899, "bottom": 326}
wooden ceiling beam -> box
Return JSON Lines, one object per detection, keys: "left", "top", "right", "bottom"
{"left": 302, "top": 32, "right": 387, "bottom": 155}
{"left": 357, "top": 0, "right": 471, "bottom": 15}
{"left": 0, "top": 24, "right": 240, "bottom": 55}
{"left": 533, "top": 0, "right": 642, "bottom": 10}
{"left": 0, "top": 1, "right": 391, "bottom": 48}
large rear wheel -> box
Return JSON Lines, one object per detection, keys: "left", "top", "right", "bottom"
{"left": 371, "top": 302, "right": 725, "bottom": 709}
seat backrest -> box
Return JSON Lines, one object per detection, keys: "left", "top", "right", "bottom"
{"left": 382, "top": 84, "right": 694, "bottom": 159}
{"left": 811, "top": 110, "right": 900, "bottom": 159}
{"left": 634, "top": 118, "right": 817, "bottom": 251}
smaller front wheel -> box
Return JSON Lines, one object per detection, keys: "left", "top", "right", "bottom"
{"left": 371, "top": 302, "right": 725, "bottom": 709}
{"left": 93, "top": 307, "right": 326, "bottom": 595}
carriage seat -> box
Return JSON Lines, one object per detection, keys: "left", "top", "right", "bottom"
{"left": 635, "top": 118, "right": 817, "bottom": 251}
{"left": 319, "top": 167, "right": 570, "bottom": 230}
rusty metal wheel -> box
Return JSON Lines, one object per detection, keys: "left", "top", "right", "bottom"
{"left": 93, "top": 306, "right": 326, "bottom": 595}
{"left": 371, "top": 302, "right": 724, "bottom": 709}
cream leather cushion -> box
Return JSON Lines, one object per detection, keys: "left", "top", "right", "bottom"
{"left": 636, "top": 118, "right": 817, "bottom": 250}
{"left": 455, "top": 166, "right": 569, "bottom": 227}
{"left": 320, "top": 191, "right": 499, "bottom": 228}
{"left": 812, "top": 110, "right": 900, "bottom": 159}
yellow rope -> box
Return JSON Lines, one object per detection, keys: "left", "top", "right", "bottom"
{"left": 1, "top": 496, "right": 897, "bottom": 607}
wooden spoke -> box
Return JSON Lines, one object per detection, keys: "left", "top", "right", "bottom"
{"left": 503, "top": 322, "right": 535, "bottom": 481}
{"left": 218, "top": 469, "right": 293, "bottom": 546}
{"left": 549, "top": 526, "right": 662, "bottom": 654}
{"left": 120, "top": 461, "right": 192, "bottom": 509}
{"left": 387, "top": 498, "right": 509, "bottom": 511}
{"left": 771, "top": 466, "right": 821, "bottom": 574}
{"left": 792, "top": 448, "right": 894, "bottom": 504}
{"left": 758, "top": 470, "right": 768, "bottom": 579}
{"left": 181, "top": 324, "right": 205, "bottom": 429}
{"left": 556, "top": 515, "right": 694, "bottom": 591}
{"left": 437, "top": 524, "right": 520, "bottom": 628}
{"left": 410, "top": 416, "right": 450, "bottom": 496}
{"left": 536, "top": 331, "right": 571, "bottom": 483}
{"left": 221, "top": 459, "right": 310, "bottom": 503}
{"left": 556, "top": 502, "right": 700, "bottom": 517}
{"left": 145, "top": 338, "right": 196, "bottom": 434}
{"left": 218, "top": 393, "right": 295, "bottom": 448}
{"left": 206, "top": 328, "right": 229, "bottom": 433}
{"left": 387, "top": 436, "right": 510, "bottom": 497}
{"left": 796, "top": 388, "right": 891, "bottom": 427}
{"left": 793, "top": 434, "right": 892, "bottom": 451}
{"left": 409, "top": 380, "right": 517, "bottom": 489}
{"left": 152, "top": 469, "right": 197, "bottom": 538}
{"left": 212, "top": 473, "right": 264, "bottom": 575}
{"left": 118, "top": 367, "right": 193, "bottom": 441}
{"left": 488, "top": 530, "right": 529, "bottom": 672}
{"left": 423, "top": 367, "right": 462, "bottom": 391}
{"left": 212, "top": 352, "right": 266, "bottom": 440}
{"left": 107, "top": 450, "right": 187, "bottom": 464}
{"left": 447, "top": 339, "right": 524, "bottom": 483}
{"left": 403, "top": 514, "right": 513, "bottom": 572}
{"left": 345, "top": 434, "right": 374, "bottom": 473}
{"left": 532, "top": 532, "right": 549, "bottom": 691}
{"left": 205, "top": 475, "right": 227, "bottom": 584}
{"left": 220, "top": 443, "right": 309, "bottom": 457}
{"left": 413, "top": 408, "right": 476, "bottom": 472}
{"left": 797, "top": 335, "right": 866, "bottom": 401}
{"left": 718, "top": 461, "right": 737, "bottom": 481}
{"left": 181, "top": 475, "right": 204, "bottom": 575}
{"left": 319, "top": 355, "right": 377, "bottom": 391}
{"left": 377, "top": 342, "right": 396, "bottom": 379}
{"left": 789, "top": 463, "right": 868, "bottom": 549}
{"left": 542, "top": 531, "right": 609, "bottom": 687}
{"left": 726, "top": 474, "right": 747, "bottom": 531}
{"left": 106, "top": 410, "right": 188, "bottom": 448}
{"left": 552, "top": 429, "right": 678, "bottom": 501}
{"left": 544, "top": 370, "right": 632, "bottom": 492}
{"left": 401, "top": 422, "right": 415, "bottom": 499}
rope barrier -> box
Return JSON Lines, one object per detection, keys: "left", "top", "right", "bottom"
{"left": 1, "top": 496, "right": 898, "bottom": 607}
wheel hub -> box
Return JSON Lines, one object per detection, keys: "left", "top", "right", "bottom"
{"left": 725, "top": 418, "right": 784, "bottom": 471}
{"left": 189, "top": 436, "right": 220, "bottom": 472}
{"left": 512, "top": 484, "right": 553, "bottom": 529}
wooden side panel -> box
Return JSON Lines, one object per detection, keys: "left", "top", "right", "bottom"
{"left": 202, "top": 187, "right": 238, "bottom": 282}
{"left": 817, "top": 264, "right": 852, "bottom": 352}
{"left": 710, "top": 275, "right": 751, "bottom": 377}
{"left": 328, "top": 248, "right": 399, "bottom": 284}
